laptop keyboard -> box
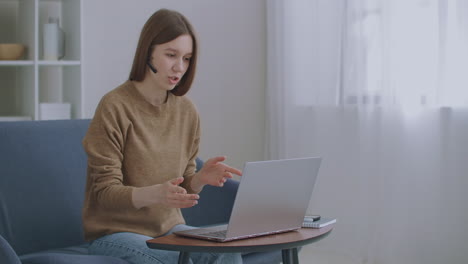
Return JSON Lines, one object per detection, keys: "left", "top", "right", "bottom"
{"left": 201, "top": 230, "right": 227, "bottom": 238}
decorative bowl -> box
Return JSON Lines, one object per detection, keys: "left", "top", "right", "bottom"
{"left": 0, "top": 44, "right": 26, "bottom": 60}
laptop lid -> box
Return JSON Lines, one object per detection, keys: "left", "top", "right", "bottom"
{"left": 224, "top": 157, "right": 322, "bottom": 239}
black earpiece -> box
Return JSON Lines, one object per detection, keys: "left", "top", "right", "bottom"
{"left": 147, "top": 60, "right": 157, "bottom": 73}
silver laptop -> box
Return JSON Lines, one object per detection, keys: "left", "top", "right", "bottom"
{"left": 174, "top": 157, "right": 322, "bottom": 242}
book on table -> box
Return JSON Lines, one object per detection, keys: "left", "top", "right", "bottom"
{"left": 302, "top": 217, "right": 337, "bottom": 228}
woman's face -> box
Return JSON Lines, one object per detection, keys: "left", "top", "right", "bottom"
{"left": 148, "top": 34, "right": 193, "bottom": 91}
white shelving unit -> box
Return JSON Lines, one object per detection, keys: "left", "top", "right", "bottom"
{"left": 0, "top": 0, "right": 82, "bottom": 120}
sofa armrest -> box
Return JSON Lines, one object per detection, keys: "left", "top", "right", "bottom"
{"left": 195, "top": 157, "right": 203, "bottom": 172}
{"left": 0, "top": 234, "right": 21, "bottom": 264}
{"left": 182, "top": 179, "right": 239, "bottom": 227}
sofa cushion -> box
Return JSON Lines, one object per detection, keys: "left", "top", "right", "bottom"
{"left": 0, "top": 120, "right": 91, "bottom": 255}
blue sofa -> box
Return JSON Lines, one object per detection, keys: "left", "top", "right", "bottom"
{"left": 0, "top": 119, "right": 281, "bottom": 264}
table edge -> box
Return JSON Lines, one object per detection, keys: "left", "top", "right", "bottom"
{"left": 146, "top": 226, "right": 334, "bottom": 253}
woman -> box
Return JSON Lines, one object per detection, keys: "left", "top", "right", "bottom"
{"left": 82, "top": 9, "right": 242, "bottom": 264}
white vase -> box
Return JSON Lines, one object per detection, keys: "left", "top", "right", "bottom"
{"left": 43, "top": 17, "right": 65, "bottom": 60}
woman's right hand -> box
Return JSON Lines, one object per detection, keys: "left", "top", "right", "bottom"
{"left": 132, "top": 177, "right": 199, "bottom": 209}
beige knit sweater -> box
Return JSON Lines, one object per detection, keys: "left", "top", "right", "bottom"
{"left": 82, "top": 81, "right": 200, "bottom": 241}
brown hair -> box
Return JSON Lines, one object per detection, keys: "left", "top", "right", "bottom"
{"left": 129, "top": 9, "right": 198, "bottom": 96}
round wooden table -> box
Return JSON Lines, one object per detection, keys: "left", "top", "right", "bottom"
{"left": 146, "top": 225, "right": 334, "bottom": 264}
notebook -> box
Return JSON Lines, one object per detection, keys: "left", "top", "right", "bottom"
{"left": 174, "top": 157, "right": 322, "bottom": 242}
{"left": 302, "top": 217, "right": 337, "bottom": 228}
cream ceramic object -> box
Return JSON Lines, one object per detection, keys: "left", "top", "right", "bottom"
{"left": 0, "top": 44, "right": 25, "bottom": 60}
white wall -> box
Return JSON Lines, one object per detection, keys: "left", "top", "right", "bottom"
{"left": 82, "top": 0, "right": 266, "bottom": 169}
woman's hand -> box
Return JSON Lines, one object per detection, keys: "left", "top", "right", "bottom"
{"left": 132, "top": 177, "right": 199, "bottom": 209}
{"left": 192, "top": 156, "right": 243, "bottom": 191}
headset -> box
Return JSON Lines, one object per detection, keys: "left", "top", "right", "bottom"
{"left": 147, "top": 59, "right": 157, "bottom": 73}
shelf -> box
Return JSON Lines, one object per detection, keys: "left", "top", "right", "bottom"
{"left": 0, "top": 61, "right": 79, "bottom": 66}
{"left": 0, "top": 0, "right": 32, "bottom": 2}
{"left": 0, "top": 61, "right": 34, "bottom": 66}
{"left": 38, "top": 60, "right": 81, "bottom": 66}
{"left": 0, "top": 0, "right": 82, "bottom": 120}
{"left": 0, "top": 116, "right": 32, "bottom": 122}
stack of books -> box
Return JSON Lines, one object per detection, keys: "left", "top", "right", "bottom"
{"left": 302, "top": 215, "right": 337, "bottom": 228}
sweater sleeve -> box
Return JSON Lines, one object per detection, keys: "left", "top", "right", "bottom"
{"left": 83, "top": 97, "right": 136, "bottom": 211}
{"left": 180, "top": 112, "right": 201, "bottom": 194}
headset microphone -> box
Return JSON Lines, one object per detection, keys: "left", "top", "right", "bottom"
{"left": 147, "top": 61, "right": 157, "bottom": 73}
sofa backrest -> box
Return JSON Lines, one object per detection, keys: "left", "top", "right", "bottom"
{"left": 0, "top": 119, "right": 91, "bottom": 255}
{"left": 0, "top": 119, "right": 213, "bottom": 256}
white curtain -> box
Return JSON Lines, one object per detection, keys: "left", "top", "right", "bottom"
{"left": 266, "top": 1, "right": 468, "bottom": 263}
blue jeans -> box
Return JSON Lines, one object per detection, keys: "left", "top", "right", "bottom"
{"left": 88, "top": 225, "right": 242, "bottom": 264}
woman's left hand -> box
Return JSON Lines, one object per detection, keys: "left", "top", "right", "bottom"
{"left": 195, "top": 156, "right": 242, "bottom": 188}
